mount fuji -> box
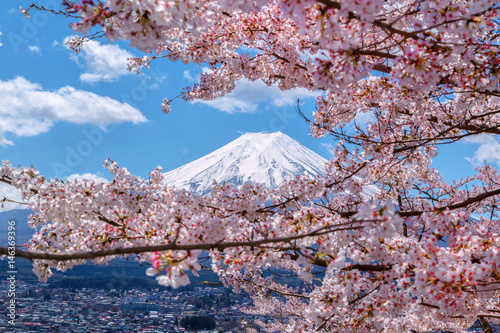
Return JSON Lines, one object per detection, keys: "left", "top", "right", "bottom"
{"left": 162, "top": 132, "right": 378, "bottom": 197}
{"left": 162, "top": 132, "right": 328, "bottom": 194}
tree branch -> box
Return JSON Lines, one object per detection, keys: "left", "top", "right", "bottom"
{"left": 335, "top": 186, "right": 500, "bottom": 218}
{"left": 0, "top": 225, "right": 360, "bottom": 262}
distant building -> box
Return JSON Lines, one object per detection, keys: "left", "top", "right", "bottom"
{"left": 121, "top": 302, "right": 160, "bottom": 313}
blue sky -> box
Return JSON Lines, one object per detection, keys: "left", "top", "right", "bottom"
{"left": 0, "top": 1, "right": 498, "bottom": 211}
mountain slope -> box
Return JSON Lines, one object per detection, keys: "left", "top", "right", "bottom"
{"left": 162, "top": 132, "right": 328, "bottom": 194}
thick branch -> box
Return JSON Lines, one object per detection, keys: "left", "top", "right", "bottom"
{"left": 478, "top": 316, "right": 494, "bottom": 333}
{"left": 372, "top": 63, "right": 392, "bottom": 73}
{"left": 314, "top": 0, "right": 417, "bottom": 39}
{"left": 0, "top": 225, "right": 359, "bottom": 261}
{"left": 336, "top": 186, "right": 500, "bottom": 218}
{"left": 0, "top": 176, "right": 38, "bottom": 194}
{"left": 399, "top": 186, "right": 500, "bottom": 217}
{"left": 421, "top": 302, "right": 500, "bottom": 323}
{"left": 342, "top": 263, "right": 392, "bottom": 271}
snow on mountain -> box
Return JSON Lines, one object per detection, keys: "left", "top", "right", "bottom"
{"left": 162, "top": 132, "right": 328, "bottom": 194}
{"left": 162, "top": 131, "right": 379, "bottom": 198}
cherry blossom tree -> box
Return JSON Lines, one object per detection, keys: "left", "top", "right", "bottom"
{"left": 3, "top": 0, "right": 500, "bottom": 331}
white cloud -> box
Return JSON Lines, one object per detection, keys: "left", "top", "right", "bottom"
{"left": 464, "top": 133, "right": 493, "bottom": 144}
{"left": 0, "top": 183, "right": 28, "bottom": 212}
{"left": 28, "top": 45, "right": 40, "bottom": 53}
{"left": 66, "top": 173, "right": 108, "bottom": 183}
{"left": 354, "top": 110, "right": 376, "bottom": 126}
{"left": 139, "top": 72, "right": 167, "bottom": 90}
{"left": 183, "top": 69, "right": 197, "bottom": 81}
{"left": 0, "top": 76, "right": 147, "bottom": 146}
{"left": 65, "top": 38, "right": 134, "bottom": 83}
{"left": 320, "top": 142, "right": 335, "bottom": 157}
{"left": 465, "top": 134, "right": 500, "bottom": 166}
{"left": 193, "top": 79, "right": 319, "bottom": 114}
{"left": 184, "top": 67, "right": 211, "bottom": 82}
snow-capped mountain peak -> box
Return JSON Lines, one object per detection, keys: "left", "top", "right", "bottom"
{"left": 162, "top": 132, "right": 328, "bottom": 194}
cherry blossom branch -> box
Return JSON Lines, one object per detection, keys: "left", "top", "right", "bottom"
{"left": 1, "top": 197, "right": 29, "bottom": 206}
{"left": 0, "top": 225, "right": 361, "bottom": 261}
{"left": 301, "top": 101, "right": 500, "bottom": 155}
{"left": 330, "top": 184, "right": 500, "bottom": 218}
{"left": 0, "top": 176, "right": 38, "bottom": 194}
{"left": 240, "top": 277, "right": 311, "bottom": 299}
{"left": 399, "top": 186, "right": 500, "bottom": 217}
{"left": 420, "top": 301, "right": 499, "bottom": 330}
{"left": 21, "top": 3, "right": 81, "bottom": 19}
